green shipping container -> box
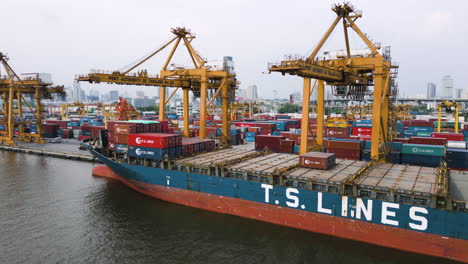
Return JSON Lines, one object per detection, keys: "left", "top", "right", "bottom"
{"left": 465, "top": 137, "right": 468, "bottom": 142}
{"left": 416, "top": 131, "right": 432, "bottom": 137}
{"left": 401, "top": 144, "right": 446, "bottom": 157}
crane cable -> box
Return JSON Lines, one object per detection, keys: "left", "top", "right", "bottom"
{"left": 303, "top": 15, "right": 338, "bottom": 60}
{"left": 116, "top": 36, "right": 176, "bottom": 73}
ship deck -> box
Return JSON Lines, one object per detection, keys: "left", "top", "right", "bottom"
{"left": 226, "top": 153, "right": 298, "bottom": 175}
{"left": 175, "top": 148, "right": 257, "bottom": 167}
{"left": 450, "top": 170, "right": 468, "bottom": 202}
{"left": 357, "top": 164, "right": 439, "bottom": 195}
{"left": 285, "top": 159, "right": 368, "bottom": 185}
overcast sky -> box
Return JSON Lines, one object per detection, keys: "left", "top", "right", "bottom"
{"left": 2, "top": 0, "right": 467, "bottom": 99}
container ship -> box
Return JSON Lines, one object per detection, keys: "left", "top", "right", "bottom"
{"left": 0, "top": 2, "right": 463, "bottom": 262}
{"left": 82, "top": 118, "right": 468, "bottom": 263}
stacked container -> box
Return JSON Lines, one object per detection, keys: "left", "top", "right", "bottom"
{"left": 127, "top": 133, "right": 182, "bottom": 160}
{"left": 446, "top": 148, "right": 468, "bottom": 169}
{"left": 324, "top": 139, "right": 362, "bottom": 160}
{"left": 401, "top": 144, "right": 445, "bottom": 167}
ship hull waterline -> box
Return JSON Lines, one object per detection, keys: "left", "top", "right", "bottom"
{"left": 92, "top": 164, "right": 467, "bottom": 263}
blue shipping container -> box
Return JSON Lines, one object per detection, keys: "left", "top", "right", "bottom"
{"left": 115, "top": 144, "right": 128, "bottom": 153}
{"left": 245, "top": 132, "right": 256, "bottom": 137}
{"left": 128, "top": 146, "right": 170, "bottom": 160}
{"left": 401, "top": 154, "right": 443, "bottom": 167}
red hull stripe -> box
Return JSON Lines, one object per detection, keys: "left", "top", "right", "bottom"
{"left": 92, "top": 165, "right": 468, "bottom": 263}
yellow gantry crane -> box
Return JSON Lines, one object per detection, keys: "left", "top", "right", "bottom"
{"left": 393, "top": 104, "right": 412, "bottom": 121}
{"left": 437, "top": 101, "right": 460, "bottom": 133}
{"left": 347, "top": 104, "right": 372, "bottom": 120}
{"left": 60, "top": 102, "right": 86, "bottom": 119}
{"left": 76, "top": 27, "right": 237, "bottom": 147}
{"left": 0, "top": 52, "right": 64, "bottom": 146}
{"left": 269, "top": 3, "right": 398, "bottom": 161}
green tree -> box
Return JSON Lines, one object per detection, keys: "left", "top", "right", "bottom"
{"left": 278, "top": 103, "right": 300, "bottom": 113}
{"left": 137, "top": 105, "right": 159, "bottom": 114}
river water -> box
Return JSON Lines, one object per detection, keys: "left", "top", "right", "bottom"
{"left": 0, "top": 151, "right": 460, "bottom": 264}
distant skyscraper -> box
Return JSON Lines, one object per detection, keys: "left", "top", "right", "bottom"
{"left": 290, "top": 91, "right": 301, "bottom": 104}
{"left": 72, "top": 82, "right": 83, "bottom": 102}
{"left": 439, "top": 75, "right": 453, "bottom": 99}
{"left": 426, "top": 82, "right": 436, "bottom": 99}
{"left": 236, "top": 88, "right": 247, "bottom": 100}
{"left": 136, "top": 91, "right": 145, "bottom": 98}
{"left": 455, "top": 88, "right": 463, "bottom": 99}
{"left": 109, "top": 90, "right": 119, "bottom": 101}
{"left": 246, "top": 85, "right": 258, "bottom": 100}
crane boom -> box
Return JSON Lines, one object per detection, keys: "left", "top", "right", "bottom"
{"left": 76, "top": 73, "right": 192, "bottom": 88}
{"left": 269, "top": 60, "right": 343, "bottom": 82}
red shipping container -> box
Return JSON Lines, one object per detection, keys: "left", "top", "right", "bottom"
{"left": 431, "top": 132, "right": 464, "bottom": 141}
{"left": 409, "top": 137, "right": 447, "bottom": 146}
{"left": 235, "top": 122, "right": 255, "bottom": 127}
{"left": 393, "top": 138, "right": 410, "bottom": 143}
{"left": 299, "top": 152, "right": 336, "bottom": 169}
{"left": 324, "top": 140, "right": 361, "bottom": 151}
{"left": 114, "top": 124, "right": 137, "bottom": 135}
{"left": 326, "top": 127, "right": 349, "bottom": 138}
{"left": 115, "top": 134, "right": 128, "bottom": 145}
{"left": 351, "top": 127, "right": 372, "bottom": 136}
{"left": 160, "top": 121, "right": 169, "bottom": 132}
{"left": 410, "top": 120, "right": 434, "bottom": 127}
{"left": 91, "top": 126, "right": 106, "bottom": 137}
{"left": 128, "top": 133, "right": 174, "bottom": 148}
{"left": 326, "top": 148, "right": 361, "bottom": 160}
{"left": 255, "top": 135, "right": 285, "bottom": 143}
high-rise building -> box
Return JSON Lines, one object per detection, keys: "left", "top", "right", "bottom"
{"left": 109, "top": 90, "right": 119, "bottom": 101}
{"left": 72, "top": 82, "right": 84, "bottom": 102}
{"left": 455, "top": 89, "right": 463, "bottom": 99}
{"left": 290, "top": 91, "right": 302, "bottom": 104}
{"left": 246, "top": 85, "right": 258, "bottom": 100}
{"left": 426, "top": 82, "right": 436, "bottom": 99}
{"left": 439, "top": 75, "right": 453, "bottom": 99}
{"left": 136, "top": 91, "right": 145, "bottom": 98}
{"left": 236, "top": 88, "right": 247, "bottom": 100}
{"left": 461, "top": 89, "right": 468, "bottom": 99}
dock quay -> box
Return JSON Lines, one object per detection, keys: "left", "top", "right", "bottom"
{"left": 0, "top": 139, "right": 100, "bottom": 163}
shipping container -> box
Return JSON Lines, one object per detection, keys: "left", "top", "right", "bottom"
{"left": 326, "top": 127, "right": 350, "bottom": 138}
{"left": 114, "top": 124, "right": 137, "bottom": 135}
{"left": 326, "top": 148, "right": 361, "bottom": 160}
{"left": 401, "top": 154, "right": 443, "bottom": 167}
{"left": 324, "top": 139, "right": 361, "bottom": 151}
{"left": 431, "top": 132, "right": 464, "bottom": 141}
{"left": 128, "top": 133, "right": 180, "bottom": 148}
{"left": 128, "top": 145, "right": 170, "bottom": 160}
{"left": 299, "top": 152, "right": 336, "bottom": 169}
{"left": 115, "top": 144, "right": 128, "bottom": 153}
{"left": 408, "top": 137, "right": 447, "bottom": 146}
{"left": 401, "top": 144, "right": 445, "bottom": 156}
